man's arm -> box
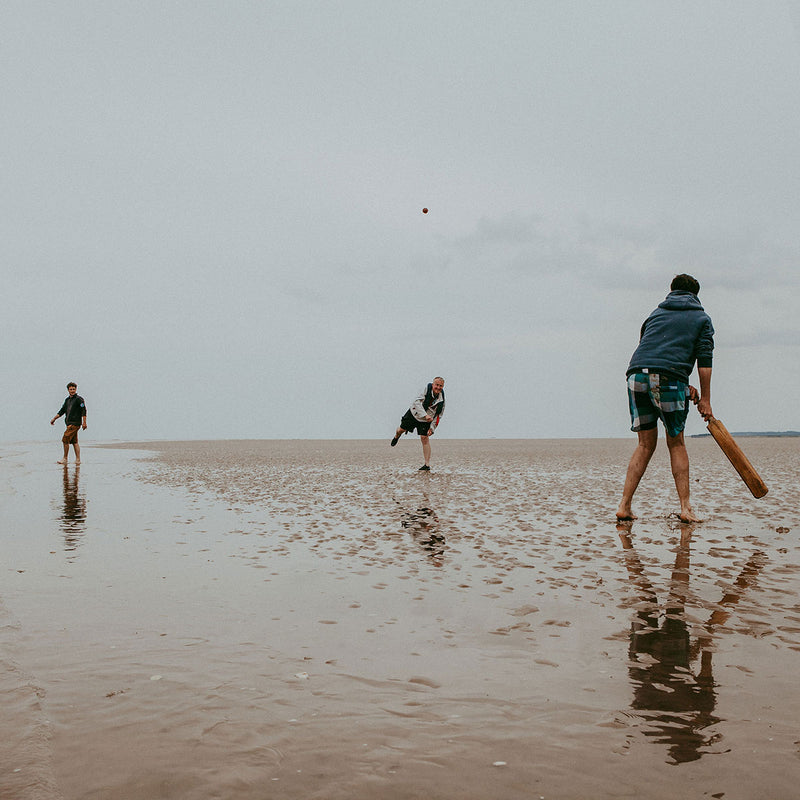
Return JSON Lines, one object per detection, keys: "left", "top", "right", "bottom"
{"left": 81, "top": 414, "right": 87, "bottom": 430}
{"left": 695, "top": 366, "right": 712, "bottom": 420}
{"left": 410, "top": 390, "right": 433, "bottom": 421}
{"left": 51, "top": 401, "right": 66, "bottom": 426}
{"left": 690, "top": 316, "right": 714, "bottom": 421}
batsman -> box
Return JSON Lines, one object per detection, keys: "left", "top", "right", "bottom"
{"left": 616, "top": 274, "right": 713, "bottom": 523}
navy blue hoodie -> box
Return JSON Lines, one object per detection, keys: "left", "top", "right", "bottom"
{"left": 626, "top": 291, "right": 714, "bottom": 383}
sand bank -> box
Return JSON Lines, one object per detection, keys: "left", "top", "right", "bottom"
{"left": 2, "top": 438, "right": 799, "bottom": 798}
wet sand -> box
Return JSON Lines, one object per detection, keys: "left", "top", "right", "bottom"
{"left": 2, "top": 437, "right": 799, "bottom": 799}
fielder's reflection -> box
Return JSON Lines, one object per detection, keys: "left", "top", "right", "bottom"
{"left": 60, "top": 465, "right": 87, "bottom": 558}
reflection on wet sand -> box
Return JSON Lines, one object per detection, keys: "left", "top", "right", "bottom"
{"left": 398, "top": 497, "right": 445, "bottom": 565}
{"left": 45, "top": 437, "right": 794, "bottom": 799}
{"left": 60, "top": 465, "right": 86, "bottom": 558}
{"left": 618, "top": 523, "right": 766, "bottom": 764}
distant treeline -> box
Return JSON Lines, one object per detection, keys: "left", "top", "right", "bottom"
{"left": 691, "top": 431, "right": 800, "bottom": 438}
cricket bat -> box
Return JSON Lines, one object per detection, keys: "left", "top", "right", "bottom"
{"left": 706, "top": 418, "right": 768, "bottom": 499}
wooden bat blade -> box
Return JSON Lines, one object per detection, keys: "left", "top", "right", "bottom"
{"left": 706, "top": 418, "right": 768, "bottom": 498}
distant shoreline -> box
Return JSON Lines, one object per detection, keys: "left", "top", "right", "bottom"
{"left": 690, "top": 431, "right": 800, "bottom": 438}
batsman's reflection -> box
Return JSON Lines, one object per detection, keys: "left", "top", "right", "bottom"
{"left": 618, "top": 523, "right": 765, "bottom": 764}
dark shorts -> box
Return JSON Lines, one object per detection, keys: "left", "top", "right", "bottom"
{"left": 627, "top": 372, "right": 690, "bottom": 438}
{"left": 62, "top": 425, "right": 80, "bottom": 444}
{"left": 400, "top": 409, "right": 435, "bottom": 437}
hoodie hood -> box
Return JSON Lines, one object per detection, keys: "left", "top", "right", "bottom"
{"left": 658, "top": 290, "right": 705, "bottom": 312}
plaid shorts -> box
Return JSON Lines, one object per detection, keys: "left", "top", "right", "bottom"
{"left": 627, "top": 372, "right": 690, "bottom": 438}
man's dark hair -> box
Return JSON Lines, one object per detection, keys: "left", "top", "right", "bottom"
{"left": 670, "top": 274, "right": 700, "bottom": 295}
{"left": 66, "top": 381, "right": 77, "bottom": 389}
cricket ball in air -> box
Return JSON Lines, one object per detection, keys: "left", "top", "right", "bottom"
{"left": 422, "top": 207, "right": 428, "bottom": 214}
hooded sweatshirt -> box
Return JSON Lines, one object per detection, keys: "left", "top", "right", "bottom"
{"left": 626, "top": 291, "right": 714, "bottom": 383}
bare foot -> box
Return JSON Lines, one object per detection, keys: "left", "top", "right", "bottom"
{"left": 75, "top": 460, "right": 81, "bottom": 465}
{"left": 679, "top": 508, "right": 703, "bottom": 523}
{"left": 615, "top": 506, "right": 637, "bottom": 521}
{"left": 57, "top": 459, "right": 67, "bottom": 465}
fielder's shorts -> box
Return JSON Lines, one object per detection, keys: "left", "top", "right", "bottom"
{"left": 627, "top": 372, "right": 690, "bottom": 438}
{"left": 400, "top": 409, "right": 435, "bottom": 437}
{"left": 62, "top": 425, "right": 80, "bottom": 444}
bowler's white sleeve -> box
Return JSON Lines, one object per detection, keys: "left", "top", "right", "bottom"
{"left": 410, "top": 388, "right": 429, "bottom": 421}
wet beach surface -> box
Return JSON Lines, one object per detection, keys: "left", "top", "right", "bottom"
{"left": 2, "top": 438, "right": 799, "bottom": 799}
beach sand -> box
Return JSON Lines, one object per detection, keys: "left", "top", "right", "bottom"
{"left": 2, "top": 437, "right": 799, "bottom": 799}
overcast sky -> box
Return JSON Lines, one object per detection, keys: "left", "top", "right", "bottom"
{"left": 3, "top": 1, "right": 799, "bottom": 442}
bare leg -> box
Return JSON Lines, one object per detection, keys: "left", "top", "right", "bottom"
{"left": 58, "top": 441, "right": 69, "bottom": 464}
{"left": 616, "top": 427, "right": 657, "bottom": 520}
{"left": 420, "top": 435, "right": 431, "bottom": 467}
{"left": 391, "top": 427, "right": 408, "bottom": 446}
{"left": 666, "top": 431, "right": 701, "bottom": 522}
{"left": 73, "top": 441, "right": 81, "bottom": 465}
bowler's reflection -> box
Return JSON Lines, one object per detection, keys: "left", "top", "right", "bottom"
{"left": 60, "top": 465, "right": 87, "bottom": 557}
{"left": 400, "top": 504, "right": 445, "bottom": 565}
{"left": 617, "top": 524, "right": 765, "bottom": 764}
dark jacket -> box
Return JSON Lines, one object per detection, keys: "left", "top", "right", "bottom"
{"left": 627, "top": 292, "right": 714, "bottom": 383}
{"left": 58, "top": 395, "right": 87, "bottom": 427}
